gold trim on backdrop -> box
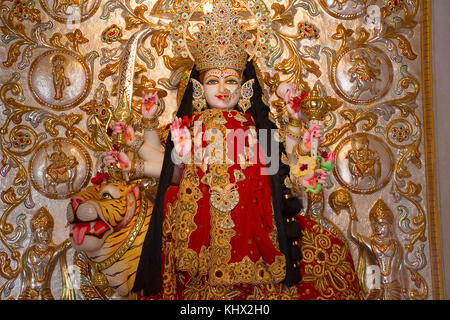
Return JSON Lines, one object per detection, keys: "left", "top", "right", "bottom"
{"left": 421, "top": 0, "right": 444, "bottom": 300}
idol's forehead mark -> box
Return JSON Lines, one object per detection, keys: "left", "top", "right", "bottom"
{"left": 205, "top": 69, "right": 240, "bottom": 79}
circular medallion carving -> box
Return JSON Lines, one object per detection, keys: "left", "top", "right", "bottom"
{"left": 28, "top": 50, "right": 91, "bottom": 110}
{"left": 39, "top": 0, "right": 101, "bottom": 23}
{"left": 29, "top": 138, "right": 92, "bottom": 199}
{"left": 331, "top": 45, "right": 393, "bottom": 105}
{"left": 318, "top": 0, "right": 375, "bottom": 20}
{"left": 333, "top": 133, "right": 394, "bottom": 194}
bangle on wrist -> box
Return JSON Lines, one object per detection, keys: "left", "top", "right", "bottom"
{"left": 285, "top": 127, "right": 302, "bottom": 141}
{"left": 142, "top": 117, "right": 159, "bottom": 130}
{"left": 287, "top": 115, "right": 302, "bottom": 127}
{"left": 126, "top": 137, "right": 144, "bottom": 152}
{"left": 130, "top": 157, "right": 145, "bottom": 180}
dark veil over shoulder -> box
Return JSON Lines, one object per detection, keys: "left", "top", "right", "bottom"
{"left": 132, "top": 61, "right": 303, "bottom": 296}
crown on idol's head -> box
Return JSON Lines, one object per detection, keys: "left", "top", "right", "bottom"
{"left": 369, "top": 199, "right": 394, "bottom": 225}
{"left": 187, "top": 0, "right": 250, "bottom": 73}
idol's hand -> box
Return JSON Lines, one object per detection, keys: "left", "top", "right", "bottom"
{"left": 300, "top": 124, "right": 324, "bottom": 153}
{"left": 104, "top": 150, "right": 118, "bottom": 167}
{"left": 170, "top": 117, "right": 192, "bottom": 159}
{"left": 142, "top": 91, "right": 160, "bottom": 119}
{"left": 315, "top": 169, "right": 328, "bottom": 185}
{"left": 104, "top": 150, "right": 131, "bottom": 172}
{"left": 301, "top": 169, "right": 328, "bottom": 189}
{"left": 111, "top": 121, "right": 136, "bottom": 146}
{"left": 277, "top": 82, "right": 306, "bottom": 120}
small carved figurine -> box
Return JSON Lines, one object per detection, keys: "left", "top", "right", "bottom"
{"left": 50, "top": 54, "right": 71, "bottom": 101}
{"left": 18, "top": 207, "right": 70, "bottom": 300}
{"left": 346, "top": 135, "right": 381, "bottom": 188}
{"left": 44, "top": 142, "right": 78, "bottom": 194}
{"left": 348, "top": 199, "right": 409, "bottom": 300}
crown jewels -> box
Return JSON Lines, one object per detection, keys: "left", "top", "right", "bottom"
{"left": 170, "top": 0, "right": 274, "bottom": 72}
{"left": 187, "top": 0, "right": 250, "bottom": 72}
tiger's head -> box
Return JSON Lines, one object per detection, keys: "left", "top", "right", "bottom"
{"left": 68, "top": 182, "right": 140, "bottom": 251}
{"left": 67, "top": 181, "right": 152, "bottom": 298}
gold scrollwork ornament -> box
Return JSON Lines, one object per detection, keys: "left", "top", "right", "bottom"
{"left": 39, "top": 0, "right": 101, "bottom": 24}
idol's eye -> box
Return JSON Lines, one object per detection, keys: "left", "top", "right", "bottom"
{"left": 226, "top": 79, "right": 238, "bottom": 85}
{"left": 100, "top": 192, "right": 114, "bottom": 200}
{"left": 205, "top": 79, "right": 219, "bottom": 85}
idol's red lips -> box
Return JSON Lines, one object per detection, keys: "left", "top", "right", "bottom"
{"left": 216, "top": 95, "right": 229, "bottom": 101}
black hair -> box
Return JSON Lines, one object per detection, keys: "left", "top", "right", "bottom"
{"left": 132, "top": 61, "right": 302, "bottom": 296}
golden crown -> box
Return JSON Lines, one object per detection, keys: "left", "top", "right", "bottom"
{"left": 31, "top": 207, "right": 54, "bottom": 232}
{"left": 170, "top": 0, "right": 274, "bottom": 73}
{"left": 187, "top": 0, "right": 250, "bottom": 72}
{"left": 369, "top": 199, "right": 394, "bottom": 224}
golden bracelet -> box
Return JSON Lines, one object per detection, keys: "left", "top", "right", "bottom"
{"left": 135, "top": 158, "right": 145, "bottom": 179}
{"left": 287, "top": 115, "right": 302, "bottom": 127}
{"left": 126, "top": 137, "right": 144, "bottom": 152}
{"left": 142, "top": 117, "right": 159, "bottom": 130}
{"left": 285, "top": 127, "right": 302, "bottom": 141}
{"left": 129, "top": 157, "right": 145, "bottom": 180}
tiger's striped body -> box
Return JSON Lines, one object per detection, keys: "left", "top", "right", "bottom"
{"left": 68, "top": 182, "right": 153, "bottom": 298}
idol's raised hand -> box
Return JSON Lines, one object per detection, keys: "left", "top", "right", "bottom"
{"left": 110, "top": 121, "right": 136, "bottom": 146}
{"left": 104, "top": 150, "right": 131, "bottom": 172}
{"left": 170, "top": 116, "right": 192, "bottom": 160}
{"left": 277, "top": 82, "right": 308, "bottom": 120}
{"left": 300, "top": 124, "right": 324, "bottom": 153}
{"left": 142, "top": 91, "right": 160, "bottom": 119}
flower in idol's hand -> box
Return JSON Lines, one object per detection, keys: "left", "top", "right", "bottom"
{"left": 319, "top": 151, "right": 336, "bottom": 172}
{"left": 170, "top": 116, "right": 192, "bottom": 158}
{"left": 290, "top": 155, "right": 316, "bottom": 178}
{"left": 141, "top": 91, "right": 159, "bottom": 119}
{"left": 117, "top": 152, "right": 131, "bottom": 172}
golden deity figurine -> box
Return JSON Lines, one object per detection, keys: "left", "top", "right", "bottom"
{"left": 43, "top": 142, "right": 79, "bottom": 194}
{"left": 50, "top": 54, "right": 71, "bottom": 101}
{"left": 18, "top": 208, "right": 70, "bottom": 300}
{"left": 348, "top": 51, "right": 381, "bottom": 99}
{"left": 346, "top": 134, "right": 381, "bottom": 188}
{"left": 53, "top": 0, "right": 89, "bottom": 16}
{"left": 348, "top": 199, "right": 409, "bottom": 300}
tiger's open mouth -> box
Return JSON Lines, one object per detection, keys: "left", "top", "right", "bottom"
{"left": 70, "top": 219, "right": 110, "bottom": 246}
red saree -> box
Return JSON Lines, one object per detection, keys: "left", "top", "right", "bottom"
{"left": 138, "top": 109, "right": 362, "bottom": 300}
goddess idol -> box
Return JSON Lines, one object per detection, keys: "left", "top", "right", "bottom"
{"left": 104, "top": 0, "right": 360, "bottom": 299}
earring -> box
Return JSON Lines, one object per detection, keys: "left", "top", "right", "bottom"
{"left": 191, "top": 79, "right": 207, "bottom": 112}
{"left": 238, "top": 79, "right": 255, "bottom": 113}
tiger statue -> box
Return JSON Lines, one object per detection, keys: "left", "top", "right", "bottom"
{"left": 67, "top": 180, "right": 153, "bottom": 299}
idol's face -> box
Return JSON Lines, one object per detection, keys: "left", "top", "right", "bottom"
{"left": 203, "top": 68, "right": 241, "bottom": 110}
{"left": 35, "top": 228, "right": 51, "bottom": 246}
{"left": 371, "top": 219, "right": 390, "bottom": 239}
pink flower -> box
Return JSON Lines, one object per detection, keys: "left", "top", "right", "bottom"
{"left": 117, "top": 152, "right": 131, "bottom": 171}
{"left": 170, "top": 117, "right": 192, "bottom": 158}
{"left": 124, "top": 125, "right": 135, "bottom": 145}
{"left": 282, "top": 83, "right": 308, "bottom": 114}
{"left": 142, "top": 91, "right": 159, "bottom": 118}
